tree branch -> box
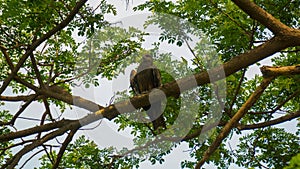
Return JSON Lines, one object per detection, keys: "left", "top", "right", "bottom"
{"left": 79, "top": 33, "right": 299, "bottom": 127}
{"left": 0, "top": 119, "right": 77, "bottom": 142}
{"left": 228, "top": 69, "right": 246, "bottom": 116}
{"left": 0, "top": 94, "right": 39, "bottom": 102}
{"left": 0, "top": 0, "right": 88, "bottom": 95}
{"left": 52, "top": 128, "right": 78, "bottom": 169}
{"left": 19, "top": 149, "right": 44, "bottom": 169}
{"left": 0, "top": 45, "right": 14, "bottom": 70}
{"left": 30, "top": 54, "right": 44, "bottom": 87}
{"left": 249, "top": 88, "right": 300, "bottom": 115}
{"left": 1, "top": 1, "right": 299, "bottom": 166}
{"left": 231, "top": 0, "right": 292, "bottom": 35}
{"left": 261, "top": 64, "right": 300, "bottom": 77}
{"left": 0, "top": 94, "right": 39, "bottom": 126}
{"left": 1, "top": 28, "right": 298, "bottom": 167}
{"left": 13, "top": 76, "right": 102, "bottom": 112}
{"left": 195, "top": 76, "right": 274, "bottom": 168}
{"left": 1, "top": 122, "right": 80, "bottom": 169}
{"left": 237, "top": 110, "right": 300, "bottom": 130}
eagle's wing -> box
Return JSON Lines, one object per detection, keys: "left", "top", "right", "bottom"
{"left": 130, "top": 69, "right": 140, "bottom": 94}
{"left": 151, "top": 68, "right": 161, "bottom": 88}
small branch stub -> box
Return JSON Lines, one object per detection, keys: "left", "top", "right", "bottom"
{"left": 261, "top": 65, "right": 300, "bottom": 77}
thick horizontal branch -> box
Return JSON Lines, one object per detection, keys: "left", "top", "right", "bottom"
{"left": 0, "top": 94, "right": 38, "bottom": 102}
{"left": 0, "top": 119, "right": 76, "bottom": 142}
{"left": 8, "top": 33, "right": 299, "bottom": 120}
{"left": 80, "top": 32, "right": 299, "bottom": 126}
{"left": 238, "top": 110, "right": 300, "bottom": 130}
{"left": 13, "top": 76, "right": 102, "bottom": 112}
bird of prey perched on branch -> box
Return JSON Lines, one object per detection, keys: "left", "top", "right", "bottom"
{"left": 130, "top": 54, "right": 166, "bottom": 132}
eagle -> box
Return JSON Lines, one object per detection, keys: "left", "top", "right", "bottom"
{"left": 130, "top": 54, "right": 166, "bottom": 132}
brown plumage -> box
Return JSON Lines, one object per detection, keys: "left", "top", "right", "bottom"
{"left": 130, "top": 54, "right": 166, "bottom": 132}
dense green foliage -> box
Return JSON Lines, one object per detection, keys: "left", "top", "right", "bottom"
{"left": 0, "top": 0, "right": 299, "bottom": 168}
{"left": 38, "top": 136, "right": 141, "bottom": 169}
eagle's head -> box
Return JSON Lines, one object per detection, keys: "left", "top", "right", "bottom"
{"left": 142, "top": 54, "right": 153, "bottom": 64}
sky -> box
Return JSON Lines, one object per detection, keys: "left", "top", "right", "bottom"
{"left": 2, "top": 0, "right": 298, "bottom": 169}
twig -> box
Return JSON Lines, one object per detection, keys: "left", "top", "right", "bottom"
{"left": 238, "top": 110, "right": 300, "bottom": 130}
{"left": 19, "top": 149, "right": 44, "bottom": 169}
{"left": 228, "top": 69, "right": 246, "bottom": 116}
{"left": 0, "top": 94, "right": 39, "bottom": 126}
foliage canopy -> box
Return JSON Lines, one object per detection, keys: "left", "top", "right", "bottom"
{"left": 0, "top": 0, "right": 299, "bottom": 168}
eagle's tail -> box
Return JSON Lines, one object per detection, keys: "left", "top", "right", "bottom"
{"left": 146, "top": 101, "right": 166, "bottom": 132}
